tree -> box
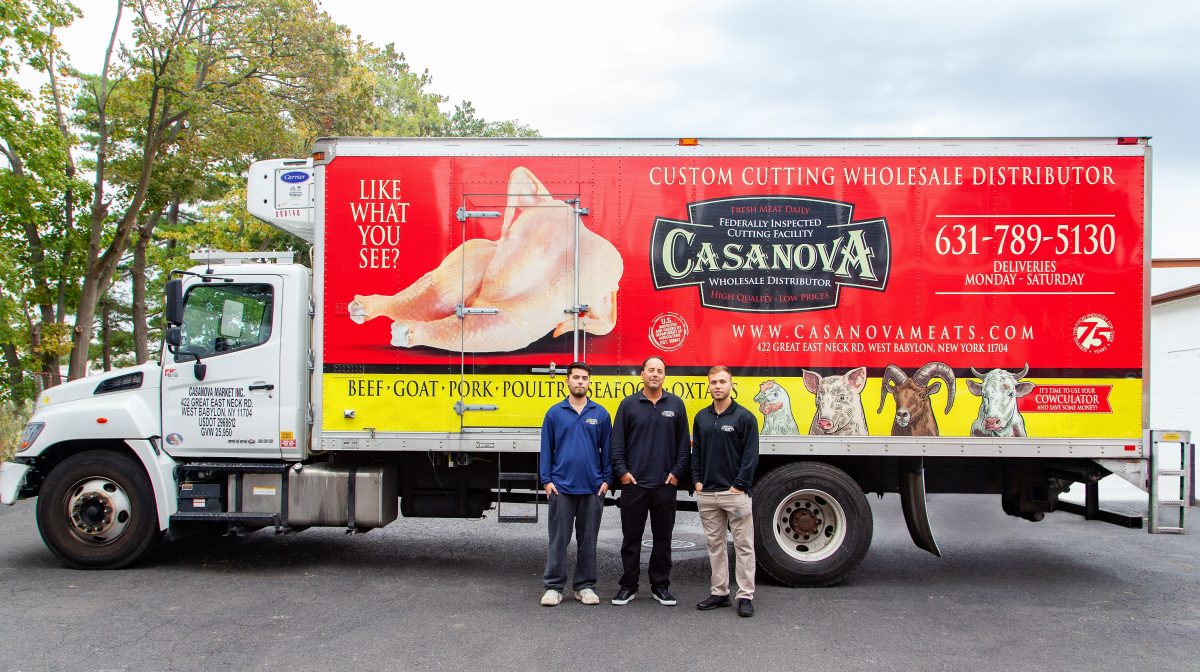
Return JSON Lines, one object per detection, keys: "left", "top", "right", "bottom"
{"left": 0, "top": 0, "right": 83, "bottom": 394}
{"left": 61, "top": 0, "right": 381, "bottom": 379}
{"left": 444, "top": 100, "right": 538, "bottom": 138}
{"left": 2, "top": 0, "right": 541, "bottom": 395}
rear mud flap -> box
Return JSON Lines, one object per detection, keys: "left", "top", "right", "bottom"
{"left": 899, "top": 457, "right": 941, "bottom": 557}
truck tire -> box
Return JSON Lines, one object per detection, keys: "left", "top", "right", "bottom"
{"left": 36, "top": 450, "right": 160, "bottom": 569}
{"left": 754, "top": 461, "right": 872, "bottom": 587}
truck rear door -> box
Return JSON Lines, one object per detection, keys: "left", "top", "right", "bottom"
{"left": 161, "top": 276, "right": 284, "bottom": 458}
{"left": 454, "top": 179, "right": 588, "bottom": 429}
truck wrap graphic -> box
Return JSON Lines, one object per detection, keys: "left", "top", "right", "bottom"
{"left": 320, "top": 153, "right": 1145, "bottom": 440}
{"left": 650, "top": 196, "right": 890, "bottom": 312}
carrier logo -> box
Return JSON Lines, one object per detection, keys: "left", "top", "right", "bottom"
{"left": 280, "top": 170, "right": 310, "bottom": 184}
{"left": 650, "top": 197, "right": 890, "bottom": 312}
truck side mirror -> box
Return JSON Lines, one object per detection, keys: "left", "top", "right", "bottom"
{"left": 166, "top": 326, "right": 182, "bottom": 348}
{"left": 165, "top": 278, "right": 184, "bottom": 326}
{"left": 172, "top": 345, "right": 207, "bottom": 381}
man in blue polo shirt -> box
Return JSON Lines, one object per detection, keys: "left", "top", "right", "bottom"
{"left": 539, "top": 361, "right": 613, "bottom": 607}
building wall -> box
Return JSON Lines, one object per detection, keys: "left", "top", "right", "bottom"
{"left": 1150, "top": 294, "right": 1200, "bottom": 502}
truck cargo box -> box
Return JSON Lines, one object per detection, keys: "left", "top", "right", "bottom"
{"left": 295, "top": 138, "right": 1146, "bottom": 452}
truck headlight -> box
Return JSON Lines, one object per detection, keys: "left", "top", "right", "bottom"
{"left": 18, "top": 422, "right": 44, "bottom": 452}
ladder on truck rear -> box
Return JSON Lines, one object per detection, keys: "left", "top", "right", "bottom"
{"left": 1149, "top": 430, "right": 1194, "bottom": 534}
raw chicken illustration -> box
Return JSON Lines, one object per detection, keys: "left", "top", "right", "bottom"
{"left": 348, "top": 167, "right": 624, "bottom": 352}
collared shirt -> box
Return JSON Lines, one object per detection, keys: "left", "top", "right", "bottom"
{"left": 611, "top": 390, "right": 690, "bottom": 488}
{"left": 540, "top": 397, "right": 613, "bottom": 495}
{"left": 691, "top": 399, "right": 759, "bottom": 493}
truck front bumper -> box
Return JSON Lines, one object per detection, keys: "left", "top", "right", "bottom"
{"left": 1, "top": 461, "right": 31, "bottom": 505}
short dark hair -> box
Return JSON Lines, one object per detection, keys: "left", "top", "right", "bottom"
{"left": 641, "top": 356, "right": 666, "bottom": 372}
{"left": 567, "top": 361, "right": 592, "bottom": 376}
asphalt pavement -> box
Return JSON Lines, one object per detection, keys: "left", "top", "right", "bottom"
{"left": 1, "top": 493, "right": 1198, "bottom": 672}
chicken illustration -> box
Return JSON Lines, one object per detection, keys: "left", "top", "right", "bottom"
{"left": 348, "top": 167, "right": 623, "bottom": 352}
{"left": 754, "top": 380, "right": 801, "bottom": 435}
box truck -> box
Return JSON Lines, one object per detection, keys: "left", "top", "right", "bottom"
{"left": 2, "top": 137, "right": 1188, "bottom": 586}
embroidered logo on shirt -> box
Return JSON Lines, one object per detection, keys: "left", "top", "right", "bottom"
{"left": 721, "top": 425, "right": 736, "bottom": 432}
{"left": 586, "top": 418, "right": 599, "bottom": 425}
{"left": 661, "top": 410, "right": 675, "bottom": 418}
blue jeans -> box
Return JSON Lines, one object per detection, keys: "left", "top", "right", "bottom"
{"left": 543, "top": 492, "right": 604, "bottom": 591}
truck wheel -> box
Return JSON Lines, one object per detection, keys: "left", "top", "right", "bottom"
{"left": 754, "top": 461, "right": 872, "bottom": 587}
{"left": 36, "top": 450, "right": 160, "bottom": 569}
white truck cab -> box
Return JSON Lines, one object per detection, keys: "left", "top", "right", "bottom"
{"left": 1, "top": 252, "right": 313, "bottom": 567}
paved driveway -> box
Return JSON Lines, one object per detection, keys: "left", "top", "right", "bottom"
{"left": 1, "top": 493, "right": 1197, "bottom": 672}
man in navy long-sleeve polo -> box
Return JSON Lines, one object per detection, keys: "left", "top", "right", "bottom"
{"left": 609, "top": 356, "right": 690, "bottom": 606}
{"left": 539, "top": 362, "right": 612, "bottom": 607}
{"left": 692, "top": 365, "right": 759, "bottom": 617}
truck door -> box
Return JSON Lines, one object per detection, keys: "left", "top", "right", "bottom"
{"left": 161, "top": 277, "right": 283, "bottom": 458}
{"left": 454, "top": 182, "right": 587, "bottom": 429}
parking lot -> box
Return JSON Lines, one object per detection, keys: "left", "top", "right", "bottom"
{"left": 1, "top": 492, "right": 1198, "bottom": 672}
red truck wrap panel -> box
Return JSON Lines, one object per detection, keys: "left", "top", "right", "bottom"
{"left": 320, "top": 150, "right": 1145, "bottom": 440}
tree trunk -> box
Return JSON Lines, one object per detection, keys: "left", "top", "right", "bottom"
{"left": 132, "top": 241, "right": 149, "bottom": 364}
{"left": 101, "top": 296, "right": 112, "bottom": 372}
{"left": 3, "top": 344, "right": 24, "bottom": 394}
{"left": 132, "top": 206, "right": 166, "bottom": 364}
{"left": 68, "top": 274, "right": 103, "bottom": 380}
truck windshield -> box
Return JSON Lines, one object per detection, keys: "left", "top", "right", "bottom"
{"left": 179, "top": 283, "right": 274, "bottom": 357}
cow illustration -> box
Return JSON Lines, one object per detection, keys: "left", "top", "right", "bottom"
{"left": 967, "top": 364, "right": 1035, "bottom": 437}
{"left": 754, "top": 380, "right": 801, "bottom": 435}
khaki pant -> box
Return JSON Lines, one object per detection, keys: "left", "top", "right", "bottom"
{"left": 697, "top": 490, "right": 755, "bottom": 600}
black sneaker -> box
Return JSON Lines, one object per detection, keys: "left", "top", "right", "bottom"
{"left": 651, "top": 586, "right": 677, "bottom": 606}
{"left": 611, "top": 587, "right": 637, "bottom": 605}
{"left": 738, "top": 598, "right": 754, "bottom": 617}
{"left": 696, "top": 594, "right": 731, "bottom": 610}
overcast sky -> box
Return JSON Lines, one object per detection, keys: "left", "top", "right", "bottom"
{"left": 55, "top": 0, "right": 1200, "bottom": 260}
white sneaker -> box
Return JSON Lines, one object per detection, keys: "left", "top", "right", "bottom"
{"left": 540, "top": 589, "right": 563, "bottom": 606}
{"left": 575, "top": 588, "right": 600, "bottom": 605}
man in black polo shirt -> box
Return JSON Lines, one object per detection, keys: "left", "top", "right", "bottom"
{"left": 692, "top": 365, "right": 760, "bottom": 617}
{"left": 609, "top": 356, "right": 690, "bottom": 606}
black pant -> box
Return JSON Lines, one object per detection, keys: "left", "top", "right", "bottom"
{"left": 618, "top": 484, "right": 677, "bottom": 591}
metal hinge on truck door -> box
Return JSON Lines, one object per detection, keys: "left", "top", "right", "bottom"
{"left": 455, "top": 304, "right": 498, "bottom": 318}
{"left": 455, "top": 207, "right": 500, "bottom": 222}
{"left": 456, "top": 400, "right": 499, "bottom": 417}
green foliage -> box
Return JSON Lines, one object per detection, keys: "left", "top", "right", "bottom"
{"left": 445, "top": 100, "right": 539, "bottom": 138}
{"left": 0, "top": 0, "right": 539, "bottom": 402}
{"left": 362, "top": 42, "right": 447, "bottom": 137}
{"left": 0, "top": 398, "right": 34, "bottom": 463}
